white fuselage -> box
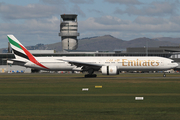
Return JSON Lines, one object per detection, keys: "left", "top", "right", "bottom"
{"left": 23, "top": 56, "right": 178, "bottom": 71}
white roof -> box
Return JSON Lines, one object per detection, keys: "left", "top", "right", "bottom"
{"left": 29, "top": 50, "right": 54, "bottom": 54}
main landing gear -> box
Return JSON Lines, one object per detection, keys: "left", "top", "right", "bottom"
{"left": 84, "top": 68, "right": 97, "bottom": 78}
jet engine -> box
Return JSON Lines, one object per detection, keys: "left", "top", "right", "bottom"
{"left": 101, "top": 66, "right": 119, "bottom": 75}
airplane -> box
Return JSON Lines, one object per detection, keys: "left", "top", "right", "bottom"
{"left": 7, "top": 35, "right": 178, "bottom": 77}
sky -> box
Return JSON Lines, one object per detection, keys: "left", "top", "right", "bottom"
{"left": 0, "top": 0, "right": 180, "bottom": 48}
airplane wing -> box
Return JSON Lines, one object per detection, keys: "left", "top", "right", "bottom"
{"left": 57, "top": 59, "right": 103, "bottom": 69}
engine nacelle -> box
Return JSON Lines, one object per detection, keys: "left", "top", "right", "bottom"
{"left": 101, "top": 66, "right": 119, "bottom": 75}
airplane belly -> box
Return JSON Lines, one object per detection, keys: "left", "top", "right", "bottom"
{"left": 43, "top": 62, "right": 74, "bottom": 71}
{"left": 118, "top": 65, "right": 164, "bottom": 71}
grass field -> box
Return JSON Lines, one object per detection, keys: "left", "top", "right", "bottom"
{"left": 0, "top": 73, "right": 180, "bottom": 120}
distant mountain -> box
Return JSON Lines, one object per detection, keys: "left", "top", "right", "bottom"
{"left": 26, "top": 43, "right": 62, "bottom": 52}
{"left": 153, "top": 37, "right": 180, "bottom": 44}
{"left": 77, "top": 35, "right": 177, "bottom": 51}
{"left": 0, "top": 35, "right": 179, "bottom": 53}
{"left": 77, "top": 35, "right": 124, "bottom": 51}
{"left": 127, "top": 37, "right": 177, "bottom": 48}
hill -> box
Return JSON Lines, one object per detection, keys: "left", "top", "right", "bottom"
{"left": 77, "top": 35, "right": 177, "bottom": 51}
{"left": 153, "top": 37, "right": 180, "bottom": 44}
{"left": 77, "top": 35, "right": 124, "bottom": 51}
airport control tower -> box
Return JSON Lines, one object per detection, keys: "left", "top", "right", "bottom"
{"left": 59, "top": 14, "right": 80, "bottom": 50}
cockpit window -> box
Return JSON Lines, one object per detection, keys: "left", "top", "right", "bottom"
{"left": 171, "top": 61, "right": 175, "bottom": 63}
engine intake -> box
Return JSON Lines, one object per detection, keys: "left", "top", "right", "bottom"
{"left": 101, "top": 66, "right": 119, "bottom": 75}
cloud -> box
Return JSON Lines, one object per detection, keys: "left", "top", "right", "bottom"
{"left": 78, "top": 15, "right": 180, "bottom": 41}
{"left": 88, "top": 9, "right": 104, "bottom": 15}
{"left": 40, "top": 0, "right": 94, "bottom": 4}
{"left": 69, "top": 0, "right": 94, "bottom": 4}
{"left": 72, "top": 5, "right": 86, "bottom": 17}
{"left": 79, "top": 15, "right": 180, "bottom": 33}
{"left": 134, "top": 16, "right": 168, "bottom": 25}
{"left": 115, "top": 1, "right": 178, "bottom": 16}
{"left": 0, "top": 16, "right": 60, "bottom": 47}
{"left": 104, "top": 0, "right": 142, "bottom": 5}
{"left": 170, "top": 16, "right": 180, "bottom": 24}
{"left": 0, "top": 1, "right": 94, "bottom": 21}
{"left": 0, "top": 16, "right": 59, "bottom": 36}
{"left": 24, "top": 16, "right": 59, "bottom": 33}
{"left": 40, "top": 0, "right": 66, "bottom": 4}
{"left": 0, "top": 3, "right": 62, "bottom": 20}
{"left": 94, "top": 16, "right": 130, "bottom": 25}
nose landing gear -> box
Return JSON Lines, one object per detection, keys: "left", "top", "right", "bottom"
{"left": 163, "top": 73, "right": 166, "bottom": 77}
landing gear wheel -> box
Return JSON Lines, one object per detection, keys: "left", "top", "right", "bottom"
{"left": 85, "top": 74, "right": 90, "bottom": 78}
{"left": 85, "top": 74, "right": 97, "bottom": 78}
{"left": 92, "top": 74, "right": 97, "bottom": 77}
{"left": 163, "top": 73, "right": 166, "bottom": 77}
